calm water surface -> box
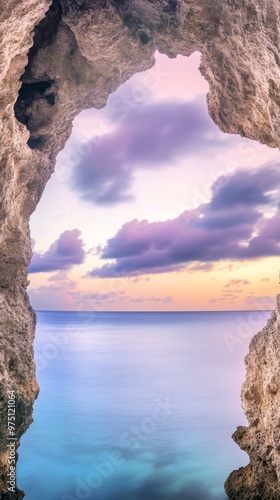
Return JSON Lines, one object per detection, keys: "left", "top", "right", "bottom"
{"left": 17, "top": 311, "right": 271, "bottom": 499}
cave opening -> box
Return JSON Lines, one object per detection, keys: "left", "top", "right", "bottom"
{"left": 2, "top": 0, "right": 280, "bottom": 498}
{"left": 12, "top": 41, "right": 280, "bottom": 499}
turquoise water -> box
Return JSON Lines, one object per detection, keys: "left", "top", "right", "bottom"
{"left": 17, "top": 310, "right": 270, "bottom": 499}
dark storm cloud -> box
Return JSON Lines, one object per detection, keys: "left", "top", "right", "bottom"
{"left": 89, "top": 163, "right": 280, "bottom": 278}
{"left": 70, "top": 97, "right": 234, "bottom": 205}
{"left": 29, "top": 229, "right": 85, "bottom": 274}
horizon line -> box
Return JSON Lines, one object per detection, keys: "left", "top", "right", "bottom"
{"left": 35, "top": 309, "right": 273, "bottom": 313}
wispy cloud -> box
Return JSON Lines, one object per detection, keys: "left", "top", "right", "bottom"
{"left": 28, "top": 271, "right": 173, "bottom": 310}
{"left": 224, "top": 279, "right": 250, "bottom": 288}
{"left": 123, "top": 296, "right": 173, "bottom": 304}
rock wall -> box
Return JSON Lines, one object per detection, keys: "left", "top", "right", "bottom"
{"left": 225, "top": 296, "right": 280, "bottom": 499}
{"left": 1, "top": 0, "right": 280, "bottom": 497}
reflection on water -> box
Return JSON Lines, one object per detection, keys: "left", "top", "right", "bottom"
{"left": 17, "top": 311, "right": 270, "bottom": 499}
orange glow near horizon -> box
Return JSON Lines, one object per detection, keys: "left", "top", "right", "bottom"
{"left": 28, "top": 256, "right": 279, "bottom": 311}
{"left": 28, "top": 52, "right": 280, "bottom": 312}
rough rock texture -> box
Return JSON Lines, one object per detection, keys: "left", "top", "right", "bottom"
{"left": 225, "top": 296, "right": 280, "bottom": 499}
{"left": 1, "top": 0, "right": 280, "bottom": 498}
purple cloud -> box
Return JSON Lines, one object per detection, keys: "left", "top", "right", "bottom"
{"left": 70, "top": 97, "right": 236, "bottom": 205}
{"left": 123, "top": 296, "right": 173, "bottom": 304}
{"left": 29, "top": 229, "right": 85, "bottom": 274}
{"left": 209, "top": 166, "right": 280, "bottom": 210}
{"left": 224, "top": 279, "right": 250, "bottom": 288}
{"left": 187, "top": 262, "right": 214, "bottom": 273}
{"left": 89, "top": 163, "right": 280, "bottom": 278}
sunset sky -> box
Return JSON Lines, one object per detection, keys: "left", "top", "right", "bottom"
{"left": 28, "top": 51, "right": 280, "bottom": 311}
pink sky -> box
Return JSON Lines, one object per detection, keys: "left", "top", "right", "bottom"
{"left": 28, "top": 52, "right": 280, "bottom": 311}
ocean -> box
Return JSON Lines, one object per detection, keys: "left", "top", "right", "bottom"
{"left": 17, "top": 310, "right": 271, "bottom": 500}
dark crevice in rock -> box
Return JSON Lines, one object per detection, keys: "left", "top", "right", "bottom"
{"left": 163, "top": 0, "right": 179, "bottom": 14}
{"left": 24, "top": 0, "right": 62, "bottom": 65}
{"left": 139, "top": 31, "right": 151, "bottom": 45}
{"left": 13, "top": 0, "right": 61, "bottom": 148}
{"left": 14, "top": 79, "right": 55, "bottom": 127}
{"left": 27, "top": 136, "right": 46, "bottom": 150}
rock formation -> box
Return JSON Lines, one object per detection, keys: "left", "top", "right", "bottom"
{"left": 1, "top": 0, "right": 280, "bottom": 498}
{"left": 225, "top": 296, "right": 280, "bottom": 500}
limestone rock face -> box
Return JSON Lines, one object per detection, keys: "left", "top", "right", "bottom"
{"left": 1, "top": 0, "right": 280, "bottom": 497}
{"left": 225, "top": 296, "right": 280, "bottom": 499}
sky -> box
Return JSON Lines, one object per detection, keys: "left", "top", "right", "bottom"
{"left": 28, "top": 51, "right": 280, "bottom": 311}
